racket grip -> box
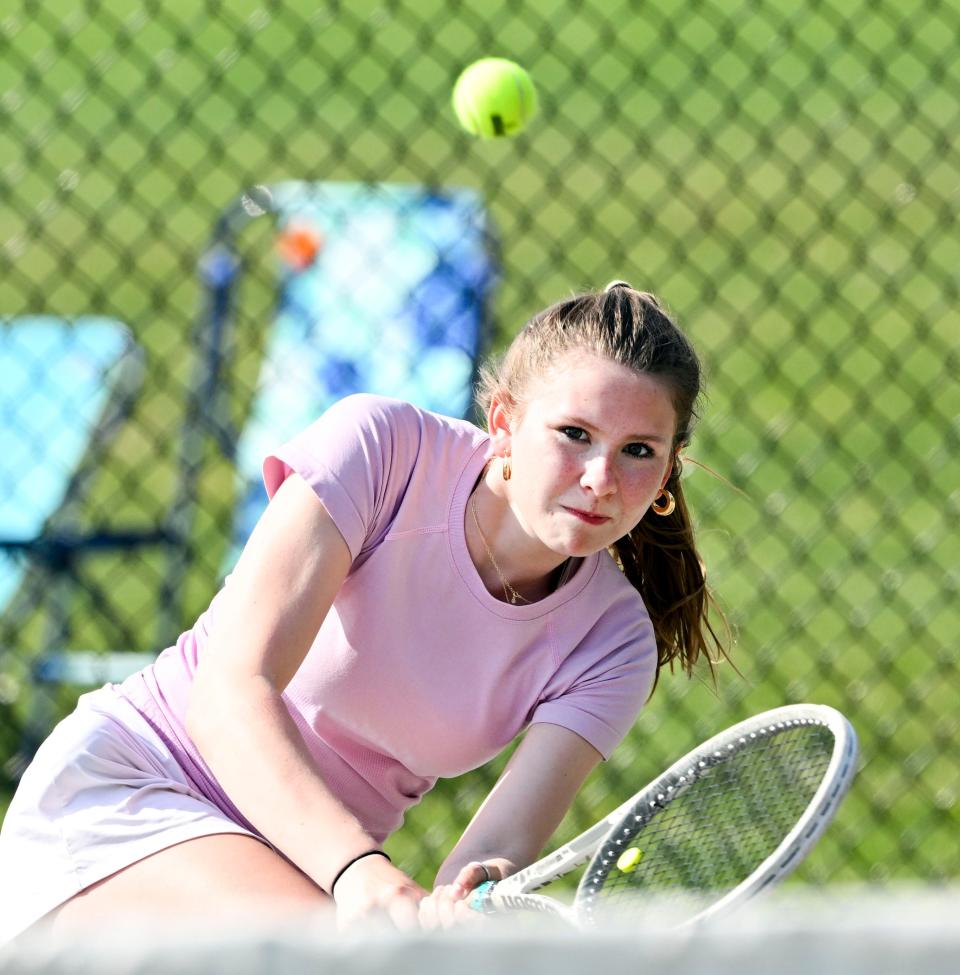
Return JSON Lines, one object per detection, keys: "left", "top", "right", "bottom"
{"left": 468, "top": 879, "right": 498, "bottom": 914}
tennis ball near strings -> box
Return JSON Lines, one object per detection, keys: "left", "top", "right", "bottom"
{"left": 452, "top": 58, "right": 538, "bottom": 138}
{"left": 616, "top": 847, "right": 643, "bottom": 873}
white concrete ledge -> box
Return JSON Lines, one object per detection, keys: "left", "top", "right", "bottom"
{"left": 2, "top": 886, "right": 956, "bottom": 975}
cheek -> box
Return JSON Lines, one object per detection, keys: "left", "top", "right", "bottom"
{"left": 553, "top": 452, "right": 583, "bottom": 480}
{"left": 524, "top": 460, "right": 577, "bottom": 505}
{"left": 620, "top": 467, "right": 668, "bottom": 508}
{"left": 523, "top": 437, "right": 578, "bottom": 481}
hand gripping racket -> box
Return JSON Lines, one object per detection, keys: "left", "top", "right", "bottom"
{"left": 470, "top": 703, "right": 858, "bottom": 928}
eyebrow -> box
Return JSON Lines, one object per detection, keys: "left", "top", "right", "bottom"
{"left": 564, "top": 415, "right": 671, "bottom": 444}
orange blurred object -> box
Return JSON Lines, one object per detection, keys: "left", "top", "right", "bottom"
{"left": 277, "top": 222, "right": 324, "bottom": 270}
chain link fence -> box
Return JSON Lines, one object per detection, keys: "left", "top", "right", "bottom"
{"left": 1, "top": 0, "right": 957, "bottom": 890}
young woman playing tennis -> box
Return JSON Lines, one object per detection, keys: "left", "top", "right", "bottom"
{"left": 0, "top": 281, "right": 726, "bottom": 939}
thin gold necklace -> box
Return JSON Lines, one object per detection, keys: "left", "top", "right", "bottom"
{"left": 470, "top": 493, "right": 530, "bottom": 605}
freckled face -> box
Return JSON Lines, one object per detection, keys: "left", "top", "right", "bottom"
{"left": 500, "top": 352, "right": 678, "bottom": 559}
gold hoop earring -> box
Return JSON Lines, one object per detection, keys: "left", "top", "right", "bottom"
{"left": 652, "top": 489, "right": 675, "bottom": 517}
{"left": 502, "top": 457, "right": 512, "bottom": 481}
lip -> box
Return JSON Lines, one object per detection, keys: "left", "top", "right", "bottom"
{"left": 563, "top": 506, "right": 612, "bottom": 526}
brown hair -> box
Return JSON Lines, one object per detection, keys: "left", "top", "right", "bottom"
{"left": 476, "top": 282, "right": 731, "bottom": 689}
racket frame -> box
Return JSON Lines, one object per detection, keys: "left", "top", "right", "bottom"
{"left": 475, "top": 703, "right": 858, "bottom": 927}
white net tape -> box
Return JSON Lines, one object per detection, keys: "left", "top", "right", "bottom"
{"left": 1, "top": 886, "right": 956, "bottom": 975}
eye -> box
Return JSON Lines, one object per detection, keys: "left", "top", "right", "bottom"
{"left": 559, "top": 426, "right": 589, "bottom": 442}
{"left": 624, "top": 442, "right": 654, "bottom": 459}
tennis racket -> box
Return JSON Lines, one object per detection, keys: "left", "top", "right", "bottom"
{"left": 470, "top": 703, "right": 858, "bottom": 928}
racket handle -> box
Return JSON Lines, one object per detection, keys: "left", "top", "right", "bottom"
{"left": 468, "top": 880, "right": 498, "bottom": 914}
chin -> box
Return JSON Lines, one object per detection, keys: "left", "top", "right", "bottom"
{"left": 543, "top": 516, "right": 623, "bottom": 558}
{"left": 560, "top": 536, "right": 611, "bottom": 559}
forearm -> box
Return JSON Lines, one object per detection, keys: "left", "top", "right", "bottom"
{"left": 433, "top": 725, "right": 603, "bottom": 890}
{"left": 433, "top": 813, "right": 531, "bottom": 886}
{"left": 187, "top": 672, "right": 377, "bottom": 893}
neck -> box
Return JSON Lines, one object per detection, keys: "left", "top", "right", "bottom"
{"left": 467, "top": 467, "right": 573, "bottom": 604}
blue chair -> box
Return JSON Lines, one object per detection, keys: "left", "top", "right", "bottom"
{"left": 0, "top": 317, "right": 146, "bottom": 605}
{"left": 222, "top": 181, "right": 496, "bottom": 563}
{"left": 0, "top": 317, "right": 155, "bottom": 770}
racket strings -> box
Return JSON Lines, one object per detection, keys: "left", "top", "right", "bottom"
{"left": 578, "top": 723, "right": 835, "bottom": 918}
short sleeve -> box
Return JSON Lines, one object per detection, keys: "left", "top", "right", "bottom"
{"left": 262, "top": 394, "right": 424, "bottom": 561}
{"left": 531, "top": 611, "right": 657, "bottom": 760}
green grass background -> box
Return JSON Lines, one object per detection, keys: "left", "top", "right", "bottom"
{"left": 1, "top": 0, "right": 957, "bottom": 890}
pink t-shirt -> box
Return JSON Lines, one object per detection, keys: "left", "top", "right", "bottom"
{"left": 119, "top": 394, "right": 657, "bottom": 842}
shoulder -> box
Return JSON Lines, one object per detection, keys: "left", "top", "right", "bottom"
{"left": 263, "top": 393, "right": 487, "bottom": 504}
{"left": 588, "top": 551, "right": 652, "bottom": 626}
{"left": 262, "top": 395, "right": 487, "bottom": 558}
{"left": 317, "top": 393, "right": 483, "bottom": 448}
{"left": 562, "top": 552, "right": 657, "bottom": 672}
{"left": 268, "top": 394, "right": 484, "bottom": 474}
{"left": 534, "top": 557, "right": 658, "bottom": 757}
{"left": 313, "top": 392, "right": 420, "bottom": 436}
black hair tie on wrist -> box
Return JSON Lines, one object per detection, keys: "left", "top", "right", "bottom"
{"left": 329, "top": 849, "right": 391, "bottom": 897}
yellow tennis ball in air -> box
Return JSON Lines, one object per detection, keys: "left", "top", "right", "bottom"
{"left": 452, "top": 58, "right": 539, "bottom": 138}
{"left": 616, "top": 847, "right": 643, "bottom": 873}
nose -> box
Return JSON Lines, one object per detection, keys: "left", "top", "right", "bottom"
{"left": 580, "top": 454, "right": 617, "bottom": 497}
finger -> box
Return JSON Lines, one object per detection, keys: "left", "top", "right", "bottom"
{"left": 418, "top": 892, "right": 447, "bottom": 931}
{"left": 452, "top": 898, "right": 486, "bottom": 924}
{"left": 418, "top": 896, "right": 437, "bottom": 931}
{"left": 387, "top": 890, "right": 423, "bottom": 931}
{"left": 422, "top": 885, "right": 454, "bottom": 929}
{"left": 441, "top": 887, "right": 465, "bottom": 929}
{"left": 452, "top": 863, "right": 477, "bottom": 894}
{"left": 454, "top": 861, "right": 494, "bottom": 896}
{"left": 435, "top": 892, "right": 486, "bottom": 929}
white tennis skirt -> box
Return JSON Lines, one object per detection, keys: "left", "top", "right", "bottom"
{"left": 0, "top": 684, "right": 260, "bottom": 945}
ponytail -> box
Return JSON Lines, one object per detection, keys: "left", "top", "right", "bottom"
{"left": 611, "top": 468, "right": 730, "bottom": 692}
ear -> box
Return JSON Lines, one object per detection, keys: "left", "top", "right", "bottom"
{"left": 486, "top": 389, "right": 515, "bottom": 457}
{"left": 659, "top": 450, "right": 681, "bottom": 491}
